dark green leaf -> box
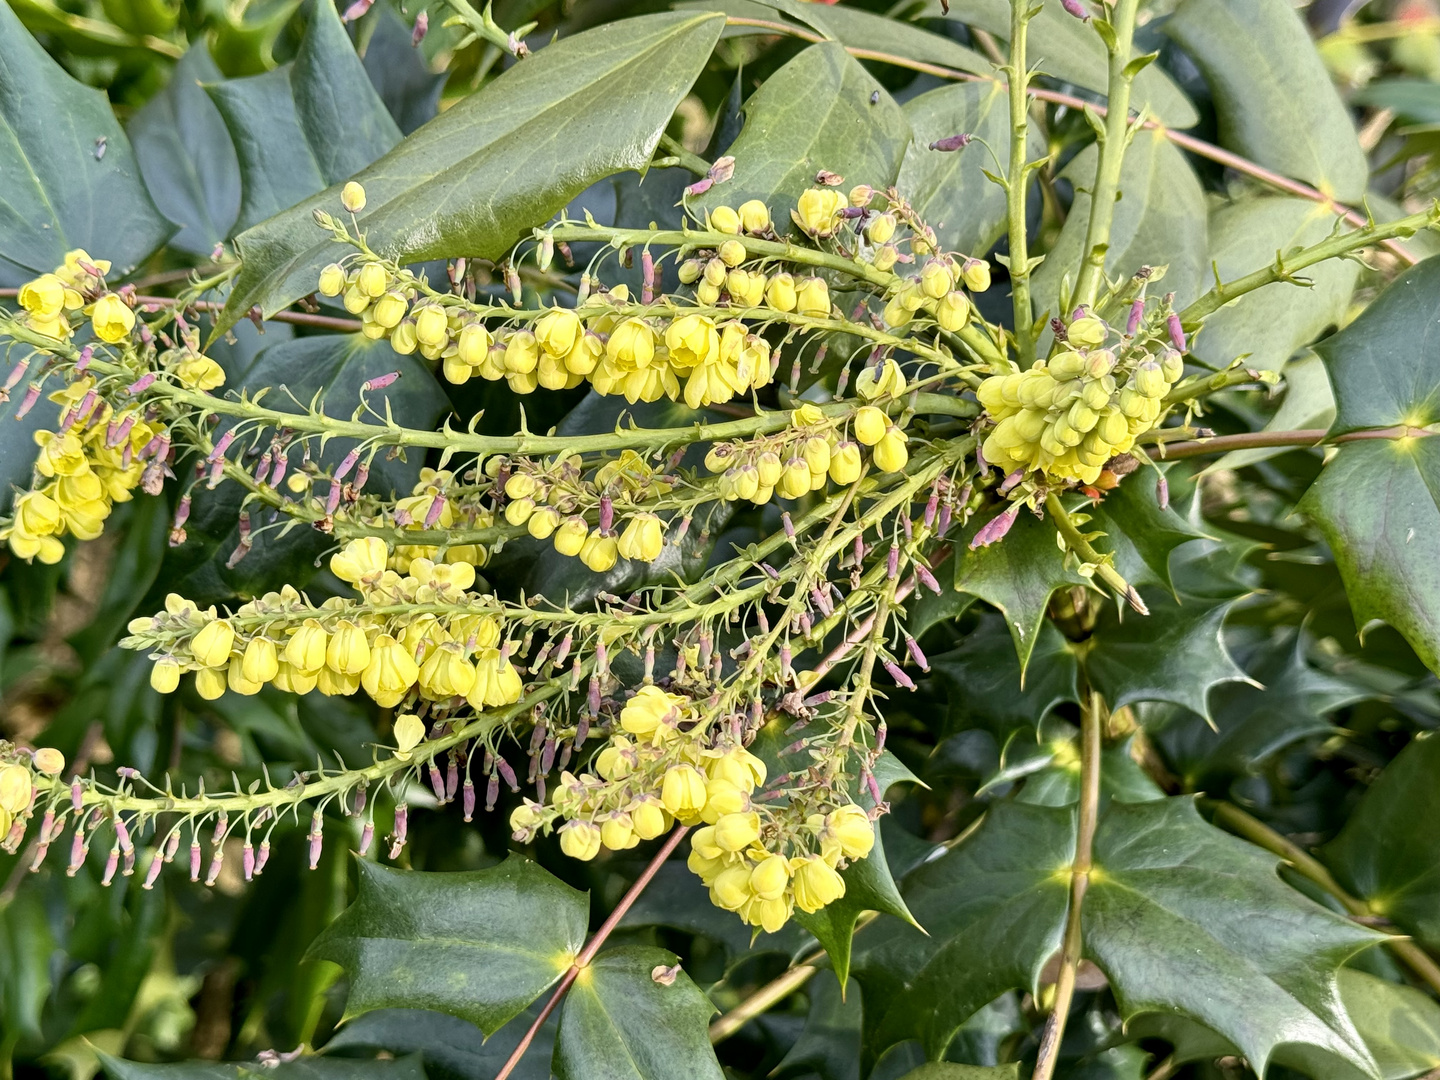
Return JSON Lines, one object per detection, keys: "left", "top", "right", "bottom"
{"left": 1083, "top": 591, "right": 1250, "bottom": 722}
{"left": 1188, "top": 196, "right": 1359, "bottom": 374}
{"left": 895, "top": 1066, "right": 1019, "bottom": 1080}
{"left": 953, "top": 507, "right": 1086, "bottom": 672}
{"left": 207, "top": 0, "right": 401, "bottom": 232}
{"left": 307, "top": 855, "right": 589, "bottom": 1035}
{"left": 1087, "top": 478, "right": 1211, "bottom": 596}
{"left": 1209, "top": 351, "right": 1334, "bottom": 473}
{"left": 853, "top": 798, "right": 1381, "bottom": 1074}
{"left": 128, "top": 46, "right": 241, "bottom": 257}
{"left": 1033, "top": 128, "right": 1208, "bottom": 317}
{"left": 359, "top": 7, "right": 446, "bottom": 135}
{"left": 932, "top": 613, "right": 1079, "bottom": 735}
{"left": 773, "top": 971, "right": 864, "bottom": 1080}
{"left": 1013, "top": 735, "right": 1165, "bottom": 807}
{"left": 693, "top": 43, "right": 910, "bottom": 216}
{"left": 326, "top": 1007, "right": 556, "bottom": 1080}
{"left": 552, "top": 944, "right": 723, "bottom": 1080}
{"left": 0, "top": 2, "right": 174, "bottom": 284}
{"left": 1325, "top": 732, "right": 1440, "bottom": 953}
{"left": 218, "top": 11, "right": 725, "bottom": 335}
{"left": 897, "top": 82, "right": 1042, "bottom": 259}
{"left": 98, "top": 1054, "right": 428, "bottom": 1079}
{"left": 923, "top": 0, "right": 1198, "bottom": 127}
{"left": 1164, "top": 0, "right": 1367, "bottom": 201}
{"left": 0, "top": 890, "right": 54, "bottom": 1043}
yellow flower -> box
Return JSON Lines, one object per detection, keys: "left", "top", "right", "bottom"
{"left": 856, "top": 357, "right": 906, "bottom": 401}
{"left": 174, "top": 354, "right": 226, "bottom": 391}
{"left": 792, "top": 187, "right": 847, "bottom": 236}
{"left": 853, "top": 406, "right": 886, "bottom": 446}
{"left": 273, "top": 661, "right": 318, "bottom": 695}
{"left": 318, "top": 264, "right": 346, "bottom": 296}
{"left": 285, "top": 619, "right": 329, "bottom": 674}
{"left": 0, "top": 764, "right": 33, "bottom": 814}
{"left": 920, "top": 258, "right": 953, "bottom": 299}
{"left": 829, "top": 440, "right": 862, "bottom": 485}
{"left": 11, "top": 490, "right": 62, "bottom": 539}
{"left": 936, "top": 291, "right": 971, "bottom": 332}
{"left": 738, "top": 199, "right": 771, "bottom": 233}
{"left": 600, "top": 814, "right": 637, "bottom": 851}
{"left": 792, "top": 855, "right": 846, "bottom": 912}
{"left": 316, "top": 666, "right": 361, "bottom": 697}
{"left": 393, "top": 713, "right": 425, "bottom": 760}
{"left": 764, "top": 273, "right": 797, "bottom": 313}
{"left": 621, "top": 686, "right": 685, "bottom": 742}
{"left": 363, "top": 633, "right": 420, "bottom": 707}
{"left": 749, "top": 854, "right": 790, "bottom": 901}
{"left": 373, "top": 291, "right": 408, "bottom": 329}
{"left": 191, "top": 619, "right": 235, "bottom": 668}
{"left": 419, "top": 642, "right": 476, "bottom": 699}
{"left": 660, "top": 765, "right": 708, "bottom": 821}
{"left": 706, "top": 748, "right": 767, "bottom": 792}
{"left": 150, "top": 658, "right": 181, "bottom": 694}
{"left": 617, "top": 513, "right": 664, "bottom": 562}
{"left": 458, "top": 322, "right": 491, "bottom": 365}
{"left": 630, "top": 797, "right": 669, "bottom": 840}
{"left": 32, "top": 748, "right": 64, "bottom": 776}
{"left": 415, "top": 305, "right": 449, "bottom": 350}
{"left": 227, "top": 656, "right": 263, "bottom": 696}
{"left": 713, "top": 811, "right": 760, "bottom": 852}
{"left": 241, "top": 636, "right": 280, "bottom": 684}
{"left": 19, "top": 274, "right": 65, "bottom": 317}
{"left": 331, "top": 537, "right": 388, "bottom": 585}
{"left": 709, "top": 205, "right": 741, "bottom": 234}
{"left": 326, "top": 620, "right": 371, "bottom": 675}
{"left": 825, "top": 804, "right": 875, "bottom": 860}
{"left": 560, "top": 821, "right": 603, "bottom": 861}
{"left": 580, "top": 531, "right": 618, "bottom": 573}
{"left": 89, "top": 293, "right": 135, "bottom": 344}
{"left": 961, "top": 258, "right": 991, "bottom": 292}
{"left": 536, "top": 307, "right": 582, "bottom": 358}
{"left": 605, "top": 319, "right": 656, "bottom": 371}
{"left": 195, "top": 666, "right": 227, "bottom": 700}
{"left": 341, "top": 181, "right": 367, "bottom": 213}
{"left": 711, "top": 865, "right": 753, "bottom": 910}
{"left": 664, "top": 314, "right": 718, "bottom": 370}
{"left": 553, "top": 517, "right": 588, "bottom": 557}
{"left": 873, "top": 426, "right": 909, "bottom": 472}
{"left": 795, "top": 277, "right": 830, "bottom": 317}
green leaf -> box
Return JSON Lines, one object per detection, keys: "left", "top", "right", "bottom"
{"left": 326, "top": 1007, "right": 556, "bottom": 1080}
{"left": 1087, "top": 477, "right": 1212, "bottom": 596}
{"left": 1324, "top": 732, "right": 1440, "bottom": 952}
{"left": 218, "top": 11, "right": 725, "bottom": 336}
{"left": 307, "top": 856, "right": 589, "bottom": 1035}
{"left": 206, "top": 0, "right": 401, "bottom": 232}
{"left": 897, "top": 82, "right": 1043, "bottom": 259}
{"left": 693, "top": 43, "right": 910, "bottom": 216}
{"left": 1165, "top": 0, "right": 1367, "bottom": 202}
{"left": 1033, "top": 128, "right": 1208, "bottom": 317}
{"left": 128, "top": 46, "right": 241, "bottom": 257}
{"left": 932, "top": 613, "right": 1079, "bottom": 735}
{"left": 98, "top": 1054, "right": 428, "bottom": 1079}
{"left": 1013, "top": 734, "right": 1165, "bottom": 807}
{"left": 0, "top": 1, "right": 174, "bottom": 284}
{"left": 922, "top": 0, "right": 1198, "bottom": 128}
{"left": 896, "top": 1066, "right": 1020, "bottom": 1080}
{"left": 552, "top": 945, "right": 723, "bottom": 1080}
{"left": 853, "top": 798, "right": 1382, "bottom": 1075}
{"left": 953, "top": 507, "right": 1086, "bottom": 673}
{"left": 359, "top": 7, "right": 447, "bottom": 136}
{"left": 1189, "top": 196, "right": 1360, "bottom": 374}
{"left": 1209, "top": 351, "right": 1335, "bottom": 473}
{"left": 0, "top": 889, "right": 54, "bottom": 1043}
{"left": 1084, "top": 591, "right": 1250, "bottom": 722}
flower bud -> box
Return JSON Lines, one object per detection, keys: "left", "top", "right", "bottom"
{"left": 873, "top": 243, "right": 899, "bottom": 272}
{"left": 738, "top": 199, "right": 771, "bottom": 233}
{"left": 874, "top": 426, "right": 909, "bottom": 472}
{"left": 853, "top": 405, "right": 887, "bottom": 446}
{"left": 559, "top": 821, "right": 603, "bottom": 861}
{"left": 765, "top": 274, "right": 797, "bottom": 313}
{"left": 828, "top": 440, "right": 862, "bottom": 484}
{"left": 718, "top": 240, "right": 747, "bottom": 268}
{"left": 357, "top": 262, "right": 388, "bottom": 298}
{"left": 960, "top": 258, "right": 991, "bottom": 292}
{"left": 792, "top": 187, "right": 846, "bottom": 236}
{"left": 792, "top": 855, "right": 846, "bottom": 912}
{"left": 920, "top": 259, "right": 953, "bottom": 300}
{"left": 191, "top": 619, "right": 235, "bottom": 668}
{"left": 318, "top": 264, "right": 346, "bottom": 297}
{"left": 677, "top": 259, "right": 703, "bottom": 285}
{"left": 1068, "top": 315, "right": 1107, "bottom": 349}
{"left": 709, "top": 205, "right": 741, "bottom": 234}
{"left": 580, "top": 531, "right": 618, "bottom": 573}
{"left": 341, "top": 181, "right": 366, "bottom": 213}
{"left": 241, "top": 636, "right": 279, "bottom": 685}
{"left": 631, "top": 797, "right": 669, "bottom": 840}
{"left": 936, "top": 290, "right": 970, "bottom": 332}
{"left": 326, "top": 620, "right": 371, "bottom": 675}
{"left": 0, "top": 765, "right": 33, "bottom": 814}
{"left": 713, "top": 811, "right": 760, "bottom": 852}
{"left": 795, "top": 277, "right": 830, "bottom": 318}
{"left": 824, "top": 804, "right": 875, "bottom": 860}
{"left": 711, "top": 865, "right": 753, "bottom": 910}
{"left": 660, "top": 765, "right": 708, "bottom": 821}
{"left": 749, "top": 854, "right": 790, "bottom": 900}
{"left": 866, "top": 213, "right": 896, "bottom": 244}
{"left": 553, "top": 517, "right": 588, "bottom": 557}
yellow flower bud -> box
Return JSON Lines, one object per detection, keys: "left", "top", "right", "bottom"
{"left": 191, "top": 619, "right": 235, "bottom": 668}
{"left": 695, "top": 281, "right": 720, "bottom": 307}
{"left": 660, "top": 765, "right": 708, "bottom": 820}
{"left": 873, "top": 243, "right": 899, "bottom": 272}
{"left": 677, "top": 259, "right": 703, "bottom": 285}
{"left": 391, "top": 321, "right": 418, "bottom": 355}
{"left": 318, "top": 263, "right": 346, "bottom": 296}
{"left": 227, "top": 656, "right": 263, "bottom": 696}
{"left": 580, "top": 531, "right": 618, "bottom": 573}
{"left": 853, "top": 405, "right": 886, "bottom": 446}
{"left": 536, "top": 307, "right": 582, "bottom": 358}
{"left": 0, "top": 765, "right": 33, "bottom": 814}
{"left": 617, "top": 513, "right": 665, "bottom": 562}
{"left": 631, "top": 797, "right": 669, "bottom": 840}
{"left": 285, "top": 619, "right": 329, "bottom": 674}
{"left": 711, "top": 865, "right": 754, "bottom": 910}
{"left": 363, "top": 634, "right": 420, "bottom": 707}
{"left": 792, "top": 187, "right": 846, "bottom": 236}
{"left": 150, "top": 658, "right": 181, "bottom": 694}
{"left": 702, "top": 778, "right": 748, "bottom": 823}
{"left": 419, "top": 642, "right": 476, "bottom": 699}
{"left": 856, "top": 357, "right": 906, "bottom": 401}
{"left": 241, "top": 636, "right": 279, "bottom": 685}
{"left": 747, "top": 895, "right": 794, "bottom": 934}
{"left": 1132, "top": 360, "right": 1167, "bottom": 398}
{"left": 596, "top": 739, "right": 635, "bottom": 781}
{"left": 600, "top": 814, "right": 636, "bottom": 851}
{"left": 510, "top": 800, "right": 546, "bottom": 832}
{"left": 357, "top": 262, "right": 388, "bottom": 298}
{"left": 718, "top": 240, "right": 747, "bottom": 268}
{"left": 961, "top": 258, "right": 991, "bottom": 292}
{"left": 527, "top": 506, "right": 560, "bottom": 539}
{"left": 19, "top": 274, "right": 66, "bottom": 317}
{"left": 726, "top": 269, "right": 766, "bottom": 308}
{"left": 372, "top": 291, "right": 407, "bottom": 329}
{"left": 606, "top": 319, "right": 656, "bottom": 370}
{"left": 714, "top": 811, "right": 760, "bottom": 852}
{"left": 553, "top": 517, "right": 588, "bottom": 557}
{"left": 326, "top": 620, "right": 371, "bottom": 675}
{"left": 765, "top": 273, "right": 797, "bottom": 313}
{"left": 825, "top": 804, "right": 875, "bottom": 860}
{"left": 874, "top": 426, "right": 909, "bottom": 472}
{"left": 709, "top": 205, "right": 741, "bottom": 234}
{"left": 703, "top": 257, "right": 727, "bottom": 288}
{"left": 1068, "top": 316, "right": 1107, "bottom": 349}
{"left": 795, "top": 277, "right": 830, "bottom": 317}
{"left": 414, "top": 305, "right": 449, "bottom": 350}
{"left": 341, "top": 181, "right": 366, "bottom": 213}
{"left": 33, "top": 748, "right": 65, "bottom": 777}
{"left": 393, "top": 713, "right": 425, "bottom": 760}
{"left": 89, "top": 293, "right": 135, "bottom": 344}
{"left": 776, "top": 456, "right": 811, "bottom": 500}
{"left": 936, "top": 290, "right": 971, "bottom": 332}
{"left": 735, "top": 199, "right": 769, "bottom": 233}
{"left": 195, "top": 665, "right": 227, "bottom": 700}
{"left": 560, "top": 821, "right": 603, "bottom": 861}
{"left": 920, "top": 259, "right": 953, "bottom": 299}
{"left": 792, "top": 855, "right": 846, "bottom": 913}
{"left": 749, "top": 854, "right": 790, "bottom": 901}
{"left": 456, "top": 322, "right": 491, "bottom": 366}
{"left": 273, "top": 661, "right": 317, "bottom": 695}
{"left": 866, "top": 213, "right": 896, "bottom": 245}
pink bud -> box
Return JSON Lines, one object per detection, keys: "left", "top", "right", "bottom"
{"left": 970, "top": 506, "right": 1019, "bottom": 549}
{"left": 463, "top": 779, "right": 476, "bottom": 821}
{"left": 190, "top": 841, "right": 201, "bottom": 881}
{"left": 411, "top": 10, "right": 427, "bottom": 44}
{"left": 114, "top": 817, "right": 132, "bottom": 854}
{"left": 2, "top": 357, "right": 29, "bottom": 394}
{"left": 342, "top": 0, "right": 372, "bottom": 20}
{"left": 164, "top": 831, "right": 180, "bottom": 862}
{"left": 641, "top": 250, "right": 656, "bottom": 305}
{"left": 243, "top": 841, "right": 256, "bottom": 881}
{"left": 1127, "top": 298, "right": 1144, "bottom": 336}
{"left": 30, "top": 841, "right": 49, "bottom": 872}
{"left": 1156, "top": 475, "right": 1170, "bottom": 510}
{"left": 884, "top": 659, "right": 916, "bottom": 690}
{"left": 599, "top": 495, "right": 613, "bottom": 533}
{"left": 1167, "top": 311, "right": 1186, "bottom": 352}
{"left": 255, "top": 839, "right": 271, "bottom": 875}
{"left": 15, "top": 384, "right": 41, "bottom": 419}
{"left": 126, "top": 372, "right": 157, "bottom": 395}
{"left": 429, "top": 763, "right": 446, "bottom": 803}
{"left": 915, "top": 564, "right": 942, "bottom": 596}
{"left": 496, "top": 758, "right": 518, "bottom": 791}
{"left": 143, "top": 852, "right": 164, "bottom": 889}
{"left": 71, "top": 779, "right": 83, "bottom": 812}
{"left": 359, "top": 822, "right": 374, "bottom": 856}
{"left": 362, "top": 371, "right": 400, "bottom": 392}
{"left": 887, "top": 544, "right": 899, "bottom": 580}
{"left": 102, "top": 847, "right": 119, "bottom": 885}
{"left": 905, "top": 635, "right": 930, "bottom": 671}
{"left": 685, "top": 177, "right": 714, "bottom": 198}
{"left": 446, "top": 762, "right": 458, "bottom": 802}
{"left": 928, "top": 133, "right": 972, "bottom": 152}
{"left": 335, "top": 449, "right": 359, "bottom": 481}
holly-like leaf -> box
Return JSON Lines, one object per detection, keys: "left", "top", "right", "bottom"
{"left": 1013, "top": 735, "right": 1165, "bottom": 808}
{"left": 932, "top": 613, "right": 1079, "bottom": 735}
{"left": 896, "top": 82, "right": 1040, "bottom": 259}
{"left": 896, "top": 1067, "right": 1020, "bottom": 1080}
{"left": 217, "top": 11, "right": 725, "bottom": 336}
{"left": 1303, "top": 255, "right": 1440, "bottom": 675}
{"left": 359, "top": 7, "right": 447, "bottom": 136}
{"left": 693, "top": 43, "right": 910, "bottom": 215}
{"left": 1083, "top": 591, "right": 1251, "bottom": 722}
{"left": 1033, "top": 128, "right": 1208, "bottom": 317}
{"left": 1324, "top": 732, "right": 1440, "bottom": 953}
{"left": 0, "top": 1, "right": 174, "bottom": 285}
{"left": 128, "top": 46, "right": 241, "bottom": 257}
{"left": 307, "top": 856, "right": 588, "bottom": 1035}
{"left": 1187, "top": 196, "right": 1360, "bottom": 374}
{"left": 1164, "top": 0, "right": 1367, "bottom": 201}
{"left": 326, "top": 1006, "right": 556, "bottom": 1080}
{"left": 852, "top": 798, "right": 1381, "bottom": 1075}
{"left": 207, "top": 0, "right": 401, "bottom": 232}
{"left": 924, "top": 0, "right": 1198, "bottom": 127}
{"left": 1210, "top": 351, "right": 1335, "bottom": 474}
{"left": 1088, "top": 478, "right": 1212, "bottom": 596}
{"left": 953, "top": 507, "right": 1086, "bottom": 673}
{"left": 552, "top": 944, "right": 723, "bottom": 1080}
{"left": 98, "top": 1055, "right": 428, "bottom": 1079}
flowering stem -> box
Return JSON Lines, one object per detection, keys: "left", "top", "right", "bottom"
{"left": 439, "top": 0, "right": 534, "bottom": 57}
{"left": 657, "top": 134, "right": 712, "bottom": 177}
{"left": 493, "top": 825, "right": 692, "bottom": 1080}
{"left": 1046, "top": 494, "right": 1146, "bottom": 615}
{"left": 1005, "top": 0, "right": 1037, "bottom": 364}
{"left": 1032, "top": 688, "right": 1103, "bottom": 1080}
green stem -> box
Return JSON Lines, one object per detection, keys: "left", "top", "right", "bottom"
{"left": 1161, "top": 365, "right": 1273, "bottom": 407}
{"left": 439, "top": 0, "right": 533, "bottom": 57}
{"left": 657, "top": 134, "right": 712, "bottom": 177}
{"left": 1072, "top": 0, "right": 1141, "bottom": 313}
{"left": 1033, "top": 688, "right": 1104, "bottom": 1080}
{"left": 1046, "top": 493, "right": 1146, "bottom": 614}
{"left": 1005, "top": 0, "right": 1036, "bottom": 364}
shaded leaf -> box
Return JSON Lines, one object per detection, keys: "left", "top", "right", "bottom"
{"left": 1033, "top": 128, "right": 1208, "bottom": 317}
{"left": 1165, "top": 0, "right": 1367, "bottom": 201}
{"left": 1325, "top": 732, "right": 1440, "bottom": 953}
{"left": 552, "top": 944, "right": 722, "bottom": 1080}
{"left": 0, "top": 1, "right": 174, "bottom": 284}
{"left": 1088, "top": 477, "right": 1211, "bottom": 596}
{"left": 1188, "top": 196, "right": 1359, "bottom": 374}
{"left": 326, "top": 1006, "right": 556, "bottom": 1080}
{"left": 932, "top": 613, "right": 1079, "bottom": 735}
{"left": 1209, "top": 351, "right": 1334, "bottom": 473}
{"left": 1083, "top": 591, "right": 1250, "bottom": 722}
{"left": 360, "top": 7, "right": 446, "bottom": 135}
{"left": 1013, "top": 735, "right": 1165, "bottom": 807}
{"left": 98, "top": 1054, "right": 428, "bottom": 1079}
{"left": 128, "top": 46, "right": 241, "bottom": 257}
{"left": 307, "top": 856, "right": 588, "bottom": 1034}
{"left": 897, "top": 82, "right": 1041, "bottom": 259}
{"left": 896, "top": 1067, "right": 1019, "bottom": 1080}
{"left": 0, "top": 890, "right": 54, "bottom": 1043}
{"left": 953, "top": 507, "right": 1086, "bottom": 672}
{"left": 693, "top": 43, "right": 910, "bottom": 216}
{"left": 853, "top": 798, "right": 1381, "bottom": 1075}
{"left": 207, "top": 0, "right": 401, "bottom": 232}
{"left": 218, "top": 11, "right": 725, "bottom": 335}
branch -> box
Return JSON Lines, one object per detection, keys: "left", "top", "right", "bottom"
{"left": 1033, "top": 689, "right": 1104, "bottom": 1080}
{"left": 439, "top": 0, "right": 533, "bottom": 58}
{"left": 494, "top": 826, "right": 691, "bottom": 1080}
{"left": 1149, "top": 425, "right": 1436, "bottom": 462}
{"left": 1005, "top": 0, "right": 1036, "bottom": 363}
{"left": 1046, "top": 494, "right": 1146, "bottom": 614}
{"left": 1208, "top": 801, "right": 1440, "bottom": 997}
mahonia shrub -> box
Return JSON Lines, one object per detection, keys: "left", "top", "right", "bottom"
{"left": 4, "top": 0, "right": 1440, "bottom": 1078}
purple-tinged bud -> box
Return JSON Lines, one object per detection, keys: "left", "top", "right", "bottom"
{"left": 256, "top": 840, "right": 270, "bottom": 875}
{"left": 811, "top": 586, "right": 833, "bottom": 617}
{"left": 106, "top": 413, "right": 136, "bottom": 449}
{"left": 999, "top": 469, "right": 1024, "bottom": 495}
{"left": 15, "top": 384, "right": 41, "bottom": 419}
{"left": 270, "top": 453, "right": 288, "bottom": 488}
{"left": 309, "top": 817, "right": 323, "bottom": 870}
{"left": 352, "top": 462, "right": 369, "bottom": 491}
{"left": 72, "top": 779, "right": 83, "bottom": 813}
{"left": 924, "top": 490, "right": 939, "bottom": 529}
{"left": 575, "top": 714, "right": 590, "bottom": 747}
{"left": 446, "top": 761, "right": 459, "bottom": 802}
{"left": 361, "top": 370, "right": 400, "bottom": 394}
{"left": 599, "top": 495, "right": 614, "bottom": 533}
{"left": 389, "top": 804, "right": 409, "bottom": 860}
{"left": 699, "top": 633, "right": 713, "bottom": 671}
{"left": 351, "top": 782, "right": 367, "bottom": 817}
{"left": 463, "top": 779, "right": 476, "bottom": 821}
{"left": 422, "top": 493, "right": 443, "bottom": 528}
{"left": 915, "top": 564, "right": 942, "bottom": 596}
{"left": 496, "top": 758, "right": 518, "bottom": 791}
{"left": 126, "top": 372, "right": 157, "bottom": 395}
{"left": 865, "top": 770, "right": 883, "bottom": 804}
{"left": 429, "top": 763, "right": 446, "bottom": 803}
{"left": 76, "top": 390, "right": 99, "bottom": 427}
{"left": 164, "top": 831, "right": 179, "bottom": 862}
{"left": 970, "top": 506, "right": 1019, "bottom": 549}
{"left": 76, "top": 346, "right": 93, "bottom": 374}
{"left": 209, "top": 429, "right": 235, "bottom": 462}
{"left": 641, "top": 250, "right": 656, "bottom": 305}
{"left": 838, "top": 206, "right": 866, "bottom": 220}
{"left": 587, "top": 676, "right": 601, "bottom": 718}
{"left": 534, "top": 775, "right": 546, "bottom": 803}
{"left": 359, "top": 822, "right": 374, "bottom": 856}
{"left": 190, "top": 841, "right": 201, "bottom": 881}
{"left": 342, "top": 0, "right": 372, "bottom": 20}
{"left": 905, "top": 635, "right": 930, "bottom": 671}
{"left": 39, "top": 810, "right": 55, "bottom": 844}
{"left": 30, "top": 841, "right": 49, "bottom": 872}
{"left": 335, "top": 449, "right": 360, "bottom": 482}
{"left": 541, "top": 737, "right": 556, "bottom": 774}
{"left": 1167, "top": 311, "right": 1186, "bottom": 352}
{"left": 937, "top": 502, "right": 953, "bottom": 535}
{"left": 1127, "top": 298, "right": 1144, "bottom": 336}
{"left": 68, "top": 831, "right": 86, "bottom": 876}
{"left": 595, "top": 639, "right": 609, "bottom": 677}
{"left": 685, "top": 177, "right": 713, "bottom": 198}
{"left": 887, "top": 544, "right": 900, "bottom": 580}
{"left": 876, "top": 722, "right": 888, "bottom": 753}
{"left": 241, "top": 841, "right": 255, "bottom": 881}
{"left": 1156, "top": 475, "right": 1170, "bottom": 510}
{"left": 140, "top": 851, "right": 162, "bottom": 889}
{"left": 884, "top": 659, "right": 916, "bottom": 690}
{"left": 928, "top": 133, "right": 973, "bottom": 152}
{"left": 782, "top": 512, "right": 796, "bottom": 543}
{"left": 102, "top": 847, "right": 119, "bottom": 885}
{"left": 114, "top": 817, "right": 133, "bottom": 854}
{"left": 854, "top": 534, "right": 865, "bottom": 566}
{"left": 710, "top": 155, "right": 736, "bottom": 184}
{"left": 411, "top": 9, "right": 427, "bottom": 43}
{"left": 2, "top": 357, "right": 29, "bottom": 394}
{"left": 485, "top": 773, "right": 499, "bottom": 813}
{"left": 553, "top": 634, "right": 572, "bottom": 668}
{"left": 205, "top": 851, "right": 223, "bottom": 886}
{"left": 761, "top": 562, "right": 780, "bottom": 581}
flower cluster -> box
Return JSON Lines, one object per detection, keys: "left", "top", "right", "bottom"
{"left": 126, "top": 538, "right": 525, "bottom": 712}
{"left": 978, "top": 316, "right": 1184, "bottom": 485}
{"left": 0, "top": 747, "right": 65, "bottom": 849}
{"left": 510, "top": 685, "right": 875, "bottom": 932}
{"left": 1, "top": 376, "right": 169, "bottom": 564}
{"left": 15, "top": 249, "right": 137, "bottom": 345}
